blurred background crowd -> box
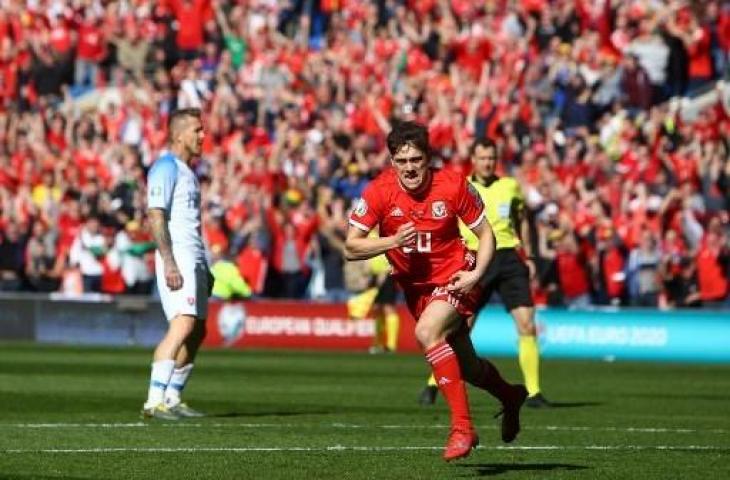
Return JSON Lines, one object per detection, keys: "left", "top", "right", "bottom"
{"left": 0, "top": 0, "right": 728, "bottom": 309}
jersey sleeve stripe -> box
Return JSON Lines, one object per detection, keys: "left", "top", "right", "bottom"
{"left": 466, "top": 211, "right": 486, "bottom": 230}
{"left": 348, "top": 219, "right": 371, "bottom": 232}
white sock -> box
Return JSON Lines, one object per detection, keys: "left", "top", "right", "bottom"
{"left": 145, "top": 359, "right": 175, "bottom": 408}
{"left": 164, "top": 363, "right": 194, "bottom": 407}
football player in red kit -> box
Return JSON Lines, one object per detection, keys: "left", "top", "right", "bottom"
{"left": 345, "top": 121, "right": 528, "bottom": 461}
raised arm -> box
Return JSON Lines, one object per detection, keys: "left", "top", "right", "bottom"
{"left": 212, "top": 0, "right": 233, "bottom": 38}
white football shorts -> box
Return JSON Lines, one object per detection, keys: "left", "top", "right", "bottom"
{"left": 155, "top": 252, "right": 209, "bottom": 321}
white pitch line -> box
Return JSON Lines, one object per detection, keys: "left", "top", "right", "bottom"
{"left": 5, "top": 423, "right": 148, "bottom": 428}
{"left": 1, "top": 423, "right": 727, "bottom": 434}
{"left": 1, "top": 445, "right": 728, "bottom": 454}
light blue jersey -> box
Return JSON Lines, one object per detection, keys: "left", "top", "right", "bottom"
{"left": 147, "top": 152, "right": 206, "bottom": 264}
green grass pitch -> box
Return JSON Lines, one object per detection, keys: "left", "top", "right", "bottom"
{"left": 1, "top": 343, "right": 729, "bottom": 479}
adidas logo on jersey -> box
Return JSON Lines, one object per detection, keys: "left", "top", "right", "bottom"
{"left": 438, "top": 376, "right": 451, "bottom": 386}
{"left": 390, "top": 207, "right": 404, "bottom": 217}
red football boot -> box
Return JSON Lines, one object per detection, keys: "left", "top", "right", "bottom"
{"left": 443, "top": 427, "right": 479, "bottom": 461}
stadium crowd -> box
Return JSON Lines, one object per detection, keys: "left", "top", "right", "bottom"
{"left": 0, "top": 0, "right": 728, "bottom": 309}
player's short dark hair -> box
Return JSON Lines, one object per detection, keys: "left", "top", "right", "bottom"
{"left": 386, "top": 120, "right": 430, "bottom": 156}
{"left": 168, "top": 108, "right": 202, "bottom": 140}
{"left": 470, "top": 137, "right": 497, "bottom": 156}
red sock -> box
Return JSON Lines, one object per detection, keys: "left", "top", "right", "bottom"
{"left": 425, "top": 341, "right": 472, "bottom": 430}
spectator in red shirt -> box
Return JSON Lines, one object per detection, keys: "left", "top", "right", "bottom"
{"left": 539, "top": 221, "right": 592, "bottom": 309}
{"left": 203, "top": 211, "right": 229, "bottom": 254}
{"left": 264, "top": 190, "right": 319, "bottom": 298}
{"left": 0, "top": 39, "right": 18, "bottom": 108}
{"left": 554, "top": 231, "right": 592, "bottom": 308}
{"left": 595, "top": 221, "right": 626, "bottom": 306}
{"left": 74, "top": 8, "right": 107, "bottom": 90}
{"left": 672, "top": 9, "right": 714, "bottom": 93}
{"left": 696, "top": 217, "right": 730, "bottom": 307}
{"left": 166, "top": 0, "right": 212, "bottom": 60}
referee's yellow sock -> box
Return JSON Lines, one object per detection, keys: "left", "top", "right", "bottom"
{"left": 385, "top": 312, "right": 400, "bottom": 352}
{"left": 518, "top": 335, "right": 541, "bottom": 397}
{"left": 427, "top": 374, "right": 437, "bottom": 387}
{"left": 373, "top": 313, "right": 385, "bottom": 348}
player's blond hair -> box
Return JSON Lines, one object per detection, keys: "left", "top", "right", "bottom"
{"left": 168, "top": 108, "right": 202, "bottom": 142}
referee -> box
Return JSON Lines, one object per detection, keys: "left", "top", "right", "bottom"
{"left": 419, "top": 138, "right": 550, "bottom": 408}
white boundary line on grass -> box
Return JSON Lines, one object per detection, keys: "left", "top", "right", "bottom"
{"left": 1, "top": 423, "right": 727, "bottom": 435}
{"left": 1, "top": 445, "right": 728, "bottom": 454}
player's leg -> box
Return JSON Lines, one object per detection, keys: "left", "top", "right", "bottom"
{"left": 377, "top": 278, "right": 399, "bottom": 352}
{"left": 165, "top": 265, "right": 210, "bottom": 416}
{"left": 419, "top": 281, "right": 494, "bottom": 406}
{"left": 499, "top": 250, "right": 550, "bottom": 407}
{"left": 369, "top": 303, "right": 387, "bottom": 353}
{"left": 143, "top": 314, "right": 197, "bottom": 419}
{"left": 346, "top": 287, "right": 378, "bottom": 320}
{"left": 449, "top": 326, "right": 528, "bottom": 443}
{"left": 419, "top": 373, "right": 440, "bottom": 406}
{"left": 415, "top": 300, "right": 478, "bottom": 461}
{"left": 511, "top": 306, "right": 549, "bottom": 407}
{"left": 383, "top": 303, "right": 400, "bottom": 352}
{"left": 165, "top": 320, "right": 207, "bottom": 416}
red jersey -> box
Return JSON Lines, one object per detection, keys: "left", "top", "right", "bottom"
{"left": 76, "top": 22, "right": 105, "bottom": 61}
{"left": 696, "top": 235, "right": 729, "bottom": 302}
{"left": 556, "top": 251, "right": 590, "bottom": 298}
{"left": 348, "top": 168, "right": 485, "bottom": 288}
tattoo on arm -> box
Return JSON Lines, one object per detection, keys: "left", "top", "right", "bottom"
{"left": 149, "top": 209, "right": 175, "bottom": 265}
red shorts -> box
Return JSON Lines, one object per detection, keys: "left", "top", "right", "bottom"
{"left": 403, "top": 284, "right": 482, "bottom": 320}
{"left": 399, "top": 250, "right": 481, "bottom": 320}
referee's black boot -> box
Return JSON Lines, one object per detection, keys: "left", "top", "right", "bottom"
{"left": 525, "top": 392, "right": 552, "bottom": 408}
{"left": 418, "top": 385, "right": 439, "bottom": 406}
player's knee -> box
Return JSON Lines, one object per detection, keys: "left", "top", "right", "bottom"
{"left": 520, "top": 322, "right": 536, "bottom": 336}
{"left": 519, "top": 316, "right": 536, "bottom": 335}
{"left": 415, "top": 322, "right": 441, "bottom": 347}
{"left": 512, "top": 307, "right": 536, "bottom": 335}
{"left": 514, "top": 318, "right": 535, "bottom": 335}
{"left": 169, "top": 315, "right": 197, "bottom": 340}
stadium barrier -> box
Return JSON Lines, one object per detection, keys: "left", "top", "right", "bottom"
{"left": 472, "top": 307, "right": 730, "bottom": 363}
{"left": 204, "top": 301, "right": 418, "bottom": 351}
{"left": 0, "top": 294, "right": 728, "bottom": 363}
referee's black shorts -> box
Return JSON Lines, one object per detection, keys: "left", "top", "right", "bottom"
{"left": 478, "top": 248, "right": 534, "bottom": 311}
{"left": 374, "top": 275, "right": 397, "bottom": 304}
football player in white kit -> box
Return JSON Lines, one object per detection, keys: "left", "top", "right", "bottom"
{"left": 142, "top": 108, "right": 213, "bottom": 419}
